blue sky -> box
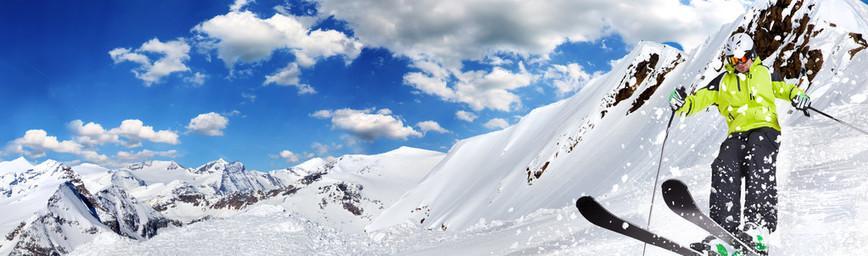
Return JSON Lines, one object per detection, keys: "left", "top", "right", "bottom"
{"left": 1, "top": 0, "right": 753, "bottom": 170}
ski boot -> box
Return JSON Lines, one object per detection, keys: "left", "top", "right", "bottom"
{"left": 690, "top": 235, "right": 739, "bottom": 256}
{"left": 741, "top": 222, "right": 770, "bottom": 255}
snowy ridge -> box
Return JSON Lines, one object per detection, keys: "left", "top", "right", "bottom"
{"left": 2, "top": 182, "right": 108, "bottom": 256}
{"left": 367, "top": 41, "right": 687, "bottom": 232}
{"left": 259, "top": 146, "right": 446, "bottom": 234}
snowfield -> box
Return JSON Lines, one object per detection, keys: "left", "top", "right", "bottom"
{"left": 4, "top": 0, "right": 868, "bottom": 255}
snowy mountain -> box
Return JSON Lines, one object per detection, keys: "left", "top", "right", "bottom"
{"left": 0, "top": 168, "right": 169, "bottom": 255}
{"left": 0, "top": 146, "right": 445, "bottom": 255}
{"left": 260, "top": 146, "right": 446, "bottom": 233}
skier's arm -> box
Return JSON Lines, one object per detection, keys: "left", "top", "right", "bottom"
{"left": 675, "top": 74, "right": 721, "bottom": 116}
{"left": 771, "top": 72, "right": 807, "bottom": 100}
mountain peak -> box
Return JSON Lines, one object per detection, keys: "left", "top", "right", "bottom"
{"left": 0, "top": 156, "right": 34, "bottom": 172}
{"left": 195, "top": 158, "right": 244, "bottom": 174}
{"left": 33, "top": 159, "right": 63, "bottom": 173}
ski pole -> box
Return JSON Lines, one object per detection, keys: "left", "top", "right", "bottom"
{"left": 642, "top": 110, "right": 676, "bottom": 256}
{"left": 809, "top": 106, "right": 868, "bottom": 136}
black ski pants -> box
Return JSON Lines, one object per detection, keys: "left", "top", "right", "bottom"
{"left": 709, "top": 127, "right": 779, "bottom": 234}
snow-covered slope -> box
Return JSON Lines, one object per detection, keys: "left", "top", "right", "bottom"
{"left": 0, "top": 160, "right": 111, "bottom": 249}
{"left": 368, "top": 41, "right": 688, "bottom": 232}
{"left": 1, "top": 182, "right": 111, "bottom": 256}
{"left": 361, "top": 0, "right": 868, "bottom": 254}
{"left": 260, "top": 146, "right": 446, "bottom": 234}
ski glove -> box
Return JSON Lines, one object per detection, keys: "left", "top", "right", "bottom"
{"left": 669, "top": 87, "right": 687, "bottom": 111}
{"left": 791, "top": 92, "right": 811, "bottom": 111}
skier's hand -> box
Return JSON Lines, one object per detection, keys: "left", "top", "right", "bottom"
{"left": 669, "top": 87, "right": 687, "bottom": 111}
{"left": 791, "top": 92, "right": 811, "bottom": 111}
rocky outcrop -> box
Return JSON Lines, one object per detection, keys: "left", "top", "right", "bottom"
{"left": 94, "top": 185, "right": 172, "bottom": 240}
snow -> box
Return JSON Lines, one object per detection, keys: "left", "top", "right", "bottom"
{"left": 851, "top": 93, "right": 867, "bottom": 103}
{"left": 0, "top": 157, "right": 33, "bottom": 173}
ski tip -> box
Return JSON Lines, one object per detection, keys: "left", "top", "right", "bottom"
{"left": 576, "top": 196, "right": 603, "bottom": 220}
{"left": 576, "top": 196, "right": 595, "bottom": 209}
{"left": 662, "top": 179, "right": 687, "bottom": 190}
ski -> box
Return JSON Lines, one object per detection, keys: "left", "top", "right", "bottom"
{"left": 660, "top": 179, "right": 763, "bottom": 256}
{"left": 576, "top": 196, "right": 702, "bottom": 256}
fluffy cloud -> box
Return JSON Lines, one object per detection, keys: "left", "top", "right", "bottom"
{"left": 9, "top": 130, "right": 81, "bottom": 155}
{"left": 484, "top": 118, "right": 510, "bottom": 130}
{"left": 317, "top": 0, "right": 744, "bottom": 67}
{"left": 316, "top": 0, "right": 743, "bottom": 111}
{"left": 544, "top": 63, "right": 601, "bottom": 96}
{"left": 68, "top": 120, "right": 119, "bottom": 146}
{"left": 6, "top": 121, "right": 181, "bottom": 166}
{"left": 193, "top": 11, "right": 362, "bottom": 67}
{"left": 69, "top": 119, "right": 179, "bottom": 148}
{"left": 193, "top": 8, "right": 362, "bottom": 92}
{"left": 312, "top": 108, "right": 422, "bottom": 140}
{"left": 110, "top": 120, "right": 180, "bottom": 146}
{"left": 109, "top": 38, "right": 192, "bottom": 85}
{"left": 416, "top": 121, "right": 449, "bottom": 135}
{"left": 405, "top": 62, "right": 534, "bottom": 111}
{"left": 5, "top": 129, "right": 108, "bottom": 163}
{"left": 278, "top": 150, "right": 300, "bottom": 163}
{"left": 264, "top": 63, "right": 316, "bottom": 94}
{"left": 186, "top": 112, "right": 229, "bottom": 136}
{"left": 455, "top": 110, "right": 478, "bottom": 122}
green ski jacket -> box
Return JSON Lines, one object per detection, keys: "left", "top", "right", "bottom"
{"left": 676, "top": 57, "right": 807, "bottom": 134}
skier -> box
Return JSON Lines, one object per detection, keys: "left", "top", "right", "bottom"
{"left": 668, "top": 33, "right": 812, "bottom": 254}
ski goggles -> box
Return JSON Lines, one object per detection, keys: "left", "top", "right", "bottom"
{"left": 728, "top": 54, "right": 751, "bottom": 65}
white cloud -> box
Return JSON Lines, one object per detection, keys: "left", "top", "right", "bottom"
{"left": 278, "top": 150, "right": 300, "bottom": 163}
{"left": 224, "top": 110, "right": 243, "bottom": 118}
{"left": 404, "top": 62, "right": 534, "bottom": 111}
{"left": 317, "top": 0, "right": 744, "bottom": 67}
{"left": 544, "top": 63, "right": 601, "bottom": 96}
{"left": 117, "top": 149, "right": 178, "bottom": 161}
{"left": 417, "top": 121, "right": 449, "bottom": 134}
{"left": 109, "top": 119, "right": 180, "bottom": 147}
{"left": 9, "top": 130, "right": 81, "bottom": 154}
{"left": 68, "top": 120, "right": 119, "bottom": 146}
{"left": 109, "top": 38, "right": 191, "bottom": 85}
{"left": 313, "top": 0, "right": 743, "bottom": 112}
{"left": 264, "top": 63, "right": 317, "bottom": 94}
{"left": 316, "top": 108, "right": 422, "bottom": 140}
{"left": 310, "top": 109, "right": 333, "bottom": 119}
{"left": 186, "top": 112, "right": 229, "bottom": 136}
{"left": 484, "top": 118, "right": 510, "bottom": 130}
{"left": 68, "top": 119, "right": 179, "bottom": 148}
{"left": 5, "top": 129, "right": 108, "bottom": 163}
{"left": 455, "top": 110, "right": 478, "bottom": 122}
{"left": 192, "top": 9, "right": 362, "bottom": 90}
{"left": 185, "top": 72, "right": 206, "bottom": 86}
{"left": 230, "top": 0, "right": 252, "bottom": 12}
